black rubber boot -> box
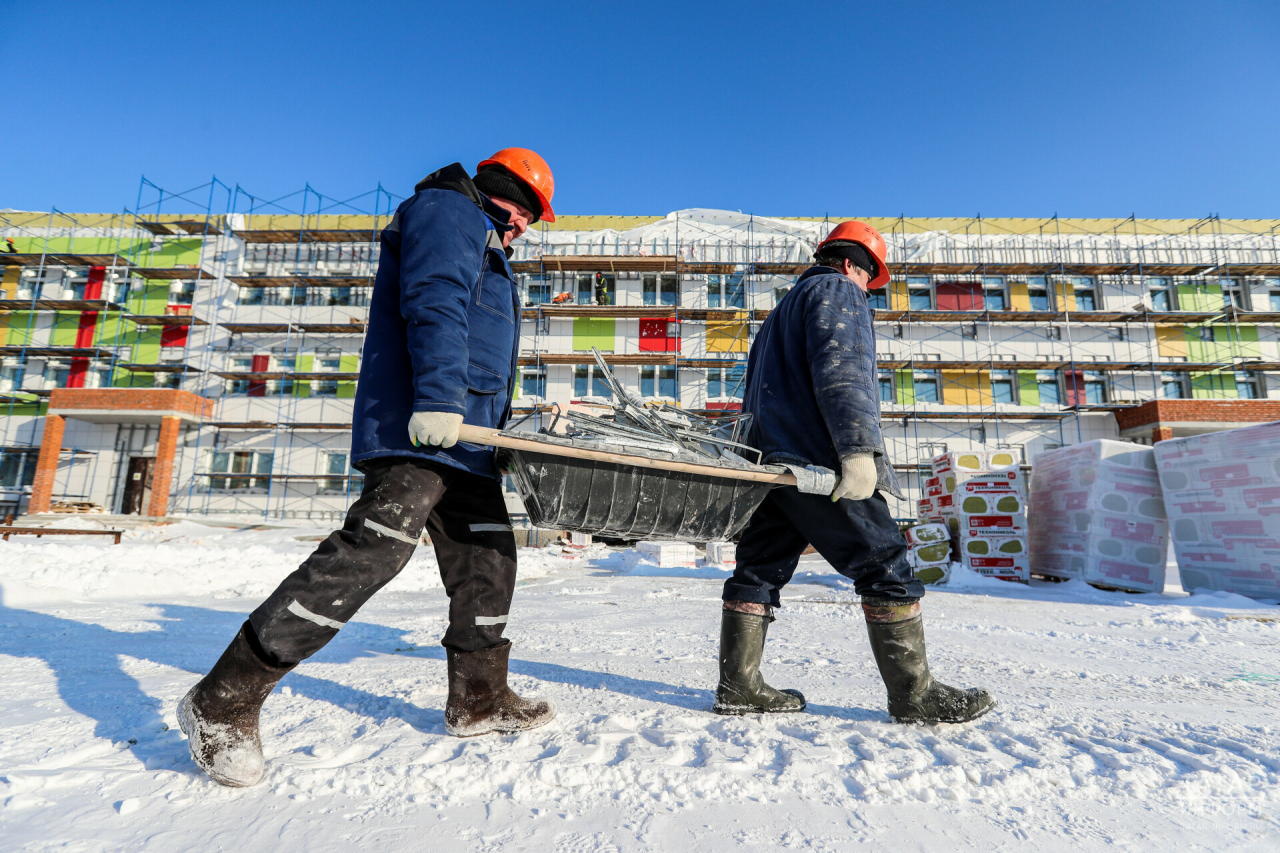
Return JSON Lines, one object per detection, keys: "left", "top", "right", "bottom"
{"left": 864, "top": 602, "right": 995, "bottom": 724}
{"left": 177, "top": 623, "right": 295, "bottom": 787}
{"left": 713, "top": 609, "right": 806, "bottom": 715}
{"left": 444, "top": 641, "right": 557, "bottom": 736}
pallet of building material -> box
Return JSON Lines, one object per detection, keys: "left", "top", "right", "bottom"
{"left": 905, "top": 522, "right": 951, "bottom": 584}
{"left": 637, "top": 540, "right": 698, "bottom": 567}
{"left": 705, "top": 541, "right": 737, "bottom": 566}
{"left": 1155, "top": 422, "right": 1280, "bottom": 600}
{"left": 1028, "top": 440, "right": 1168, "bottom": 593}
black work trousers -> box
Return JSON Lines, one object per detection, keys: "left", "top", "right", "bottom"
{"left": 724, "top": 487, "right": 924, "bottom": 608}
{"left": 249, "top": 458, "right": 518, "bottom": 666}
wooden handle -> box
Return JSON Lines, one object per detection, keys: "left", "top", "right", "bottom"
{"left": 457, "top": 424, "right": 798, "bottom": 486}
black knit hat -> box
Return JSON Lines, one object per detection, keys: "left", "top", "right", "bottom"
{"left": 816, "top": 240, "right": 878, "bottom": 277}
{"left": 473, "top": 164, "right": 543, "bottom": 221}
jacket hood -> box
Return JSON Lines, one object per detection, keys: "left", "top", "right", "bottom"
{"left": 414, "top": 162, "right": 516, "bottom": 256}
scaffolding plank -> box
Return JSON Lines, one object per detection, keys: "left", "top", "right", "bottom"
{"left": 172, "top": 220, "right": 224, "bottom": 236}
{"left": 0, "top": 253, "right": 130, "bottom": 268}
{"left": 0, "top": 346, "right": 117, "bottom": 358}
{"left": 125, "top": 314, "right": 211, "bottom": 326}
{"left": 210, "top": 371, "right": 359, "bottom": 380}
{"left": 233, "top": 230, "right": 378, "bottom": 244}
{"left": 516, "top": 353, "right": 677, "bottom": 366}
{"left": 131, "top": 267, "right": 215, "bottom": 280}
{"left": 537, "top": 255, "right": 679, "bottom": 273}
{"left": 0, "top": 299, "right": 124, "bottom": 311}
{"left": 120, "top": 363, "right": 204, "bottom": 373}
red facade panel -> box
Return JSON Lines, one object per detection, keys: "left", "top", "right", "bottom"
{"left": 638, "top": 318, "right": 680, "bottom": 352}
{"left": 935, "top": 281, "right": 983, "bottom": 311}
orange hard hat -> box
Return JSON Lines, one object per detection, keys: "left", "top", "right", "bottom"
{"left": 816, "top": 220, "right": 891, "bottom": 289}
{"left": 476, "top": 147, "right": 556, "bottom": 223}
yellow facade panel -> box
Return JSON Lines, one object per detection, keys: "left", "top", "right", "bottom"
{"left": 1155, "top": 326, "right": 1188, "bottom": 358}
{"left": 706, "top": 321, "right": 749, "bottom": 353}
{"left": 941, "top": 371, "right": 988, "bottom": 406}
{"left": 1008, "top": 281, "right": 1030, "bottom": 311}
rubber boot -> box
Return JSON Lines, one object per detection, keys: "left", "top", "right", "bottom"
{"left": 863, "top": 600, "right": 995, "bottom": 724}
{"left": 177, "top": 623, "right": 295, "bottom": 787}
{"left": 713, "top": 609, "right": 806, "bottom": 715}
{"left": 444, "top": 641, "right": 557, "bottom": 736}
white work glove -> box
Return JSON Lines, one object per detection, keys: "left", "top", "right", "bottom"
{"left": 830, "top": 452, "right": 878, "bottom": 502}
{"left": 408, "top": 412, "right": 464, "bottom": 448}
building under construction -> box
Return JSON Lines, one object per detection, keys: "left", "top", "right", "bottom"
{"left": 3, "top": 180, "right": 1279, "bottom": 522}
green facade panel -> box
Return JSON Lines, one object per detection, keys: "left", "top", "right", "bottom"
{"left": 4, "top": 312, "right": 39, "bottom": 345}
{"left": 1017, "top": 371, "right": 1040, "bottom": 406}
{"left": 895, "top": 369, "right": 915, "bottom": 405}
{"left": 572, "top": 317, "right": 615, "bottom": 351}
{"left": 337, "top": 354, "right": 360, "bottom": 398}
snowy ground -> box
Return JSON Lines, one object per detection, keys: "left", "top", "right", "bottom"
{"left": 2, "top": 521, "right": 1279, "bottom": 851}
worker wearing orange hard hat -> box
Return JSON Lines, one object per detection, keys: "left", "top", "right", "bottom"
{"left": 178, "top": 149, "right": 559, "bottom": 788}
{"left": 712, "top": 221, "right": 995, "bottom": 725}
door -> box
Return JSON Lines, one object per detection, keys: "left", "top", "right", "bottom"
{"left": 121, "top": 456, "right": 154, "bottom": 515}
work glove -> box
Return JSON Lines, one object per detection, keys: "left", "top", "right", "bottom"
{"left": 408, "top": 412, "right": 464, "bottom": 449}
{"left": 830, "top": 452, "right": 877, "bottom": 502}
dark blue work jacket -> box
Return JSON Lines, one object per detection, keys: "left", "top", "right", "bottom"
{"left": 351, "top": 164, "right": 519, "bottom": 478}
{"left": 743, "top": 265, "right": 904, "bottom": 498}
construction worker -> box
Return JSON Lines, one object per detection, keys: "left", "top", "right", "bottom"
{"left": 712, "top": 221, "right": 995, "bottom": 724}
{"left": 179, "top": 149, "right": 559, "bottom": 787}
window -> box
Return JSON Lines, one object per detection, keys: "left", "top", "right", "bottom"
{"left": 326, "top": 287, "right": 353, "bottom": 306}
{"left": 238, "top": 286, "right": 264, "bottom": 305}
{"left": 1083, "top": 372, "right": 1107, "bottom": 405}
{"left": 907, "top": 276, "right": 931, "bottom": 310}
{"left": 1161, "top": 372, "right": 1186, "bottom": 399}
{"left": 706, "top": 365, "right": 744, "bottom": 400}
{"left": 0, "top": 450, "right": 38, "bottom": 489}
{"left": 320, "top": 453, "right": 357, "bottom": 494}
{"left": 1265, "top": 279, "right": 1280, "bottom": 311}
{"left": 267, "top": 379, "right": 294, "bottom": 396}
{"left": 1221, "top": 279, "right": 1246, "bottom": 310}
{"left": 317, "top": 356, "right": 342, "bottom": 372}
{"left": 155, "top": 372, "right": 182, "bottom": 389}
{"left": 46, "top": 362, "right": 70, "bottom": 388}
{"left": 1027, "top": 277, "right": 1051, "bottom": 311}
{"left": 286, "top": 285, "right": 308, "bottom": 306}
{"left": 580, "top": 273, "right": 614, "bottom": 306}
{"left": 866, "top": 289, "right": 888, "bottom": 310}
{"left": 773, "top": 286, "right": 791, "bottom": 305}
{"left": 312, "top": 379, "right": 338, "bottom": 396}
{"left": 707, "top": 274, "right": 745, "bottom": 309}
{"left": 208, "top": 450, "right": 273, "bottom": 491}
{"left": 522, "top": 367, "right": 546, "bottom": 399}
{"left": 991, "top": 370, "right": 1015, "bottom": 403}
{"left": 643, "top": 274, "right": 679, "bottom": 306}
{"left": 1236, "top": 371, "right": 1260, "bottom": 399}
{"left": 983, "top": 277, "right": 1007, "bottom": 311}
{"left": 913, "top": 370, "right": 939, "bottom": 403}
{"left": 0, "top": 363, "right": 24, "bottom": 392}
{"left": 573, "top": 366, "right": 611, "bottom": 399}
{"left": 525, "top": 277, "right": 552, "bottom": 306}
{"left": 878, "top": 370, "right": 894, "bottom": 402}
{"left": 1071, "top": 276, "right": 1098, "bottom": 311}
{"left": 1147, "top": 277, "right": 1172, "bottom": 311}
{"left": 169, "top": 281, "right": 197, "bottom": 305}
{"left": 1037, "top": 371, "right": 1061, "bottom": 406}
{"left": 640, "top": 365, "right": 679, "bottom": 399}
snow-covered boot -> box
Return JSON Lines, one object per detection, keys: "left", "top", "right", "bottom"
{"left": 863, "top": 600, "right": 994, "bottom": 724}
{"left": 713, "top": 609, "right": 806, "bottom": 715}
{"left": 177, "top": 623, "right": 294, "bottom": 787}
{"left": 444, "top": 641, "right": 556, "bottom": 736}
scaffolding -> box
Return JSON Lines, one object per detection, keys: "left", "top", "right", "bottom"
{"left": 3, "top": 192, "right": 1278, "bottom": 520}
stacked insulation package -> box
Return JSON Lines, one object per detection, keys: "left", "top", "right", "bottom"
{"left": 905, "top": 523, "right": 952, "bottom": 583}
{"left": 1155, "top": 422, "right": 1280, "bottom": 600}
{"left": 1028, "top": 440, "right": 1169, "bottom": 593}
{"left": 928, "top": 450, "right": 1029, "bottom": 582}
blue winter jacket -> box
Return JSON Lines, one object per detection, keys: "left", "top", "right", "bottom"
{"left": 743, "top": 265, "right": 904, "bottom": 498}
{"left": 351, "top": 164, "right": 519, "bottom": 479}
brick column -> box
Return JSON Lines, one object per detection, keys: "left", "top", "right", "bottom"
{"left": 1151, "top": 426, "right": 1174, "bottom": 444}
{"left": 28, "top": 414, "right": 66, "bottom": 514}
{"left": 147, "top": 415, "right": 181, "bottom": 517}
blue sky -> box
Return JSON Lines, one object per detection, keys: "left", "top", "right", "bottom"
{"left": 3, "top": 1, "right": 1278, "bottom": 218}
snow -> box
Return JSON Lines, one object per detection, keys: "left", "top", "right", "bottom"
{"left": 3, "top": 524, "right": 1279, "bottom": 850}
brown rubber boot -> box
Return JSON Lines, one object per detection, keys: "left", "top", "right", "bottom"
{"left": 177, "top": 623, "right": 295, "bottom": 787}
{"left": 444, "top": 641, "right": 556, "bottom": 737}
{"left": 863, "top": 599, "right": 995, "bottom": 724}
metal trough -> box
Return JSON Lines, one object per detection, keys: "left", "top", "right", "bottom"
{"left": 499, "top": 447, "right": 775, "bottom": 541}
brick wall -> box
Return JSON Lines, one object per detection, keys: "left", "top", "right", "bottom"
{"left": 1115, "top": 399, "right": 1280, "bottom": 431}
{"left": 48, "top": 388, "right": 215, "bottom": 420}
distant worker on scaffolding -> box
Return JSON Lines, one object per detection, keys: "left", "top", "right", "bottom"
{"left": 594, "top": 271, "right": 611, "bottom": 305}
{"left": 178, "top": 148, "right": 560, "bottom": 787}
{"left": 711, "top": 221, "right": 995, "bottom": 724}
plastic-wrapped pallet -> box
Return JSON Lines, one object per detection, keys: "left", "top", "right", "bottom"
{"left": 705, "top": 541, "right": 736, "bottom": 566}
{"left": 637, "top": 540, "right": 698, "bottom": 568}
{"left": 905, "top": 522, "right": 951, "bottom": 584}
{"left": 1154, "top": 422, "right": 1280, "bottom": 600}
{"left": 1028, "top": 440, "right": 1168, "bottom": 592}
